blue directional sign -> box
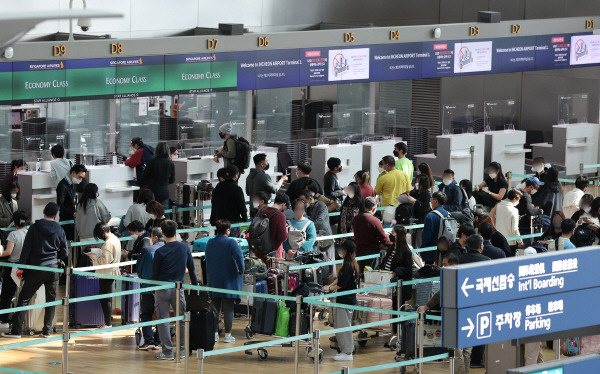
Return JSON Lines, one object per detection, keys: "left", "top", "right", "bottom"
{"left": 507, "top": 353, "right": 600, "bottom": 374}
{"left": 441, "top": 246, "right": 600, "bottom": 309}
{"left": 443, "top": 287, "right": 600, "bottom": 348}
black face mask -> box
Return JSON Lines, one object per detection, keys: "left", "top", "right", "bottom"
{"left": 338, "top": 165, "right": 343, "bottom": 172}
{"left": 264, "top": 163, "right": 270, "bottom": 171}
{"left": 393, "top": 150, "right": 399, "bottom": 157}
{"left": 218, "top": 132, "right": 225, "bottom": 139}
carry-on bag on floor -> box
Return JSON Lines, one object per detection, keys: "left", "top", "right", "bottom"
{"left": 358, "top": 295, "right": 392, "bottom": 329}
{"left": 121, "top": 274, "right": 140, "bottom": 325}
{"left": 250, "top": 297, "right": 277, "bottom": 335}
{"left": 189, "top": 308, "right": 218, "bottom": 353}
{"left": 175, "top": 182, "right": 196, "bottom": 226}
{"left": 69, "top": 274, "right": 104, "bottom": 328}
{"left": 289, "top": 311, "right": 310, "bottom": 336}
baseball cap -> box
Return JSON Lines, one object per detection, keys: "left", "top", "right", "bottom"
{"left": 131, "top": 137, "right": 143, "bottom": 147}
{"left": 525, "top": 177, "right": 544, "bottom": 187}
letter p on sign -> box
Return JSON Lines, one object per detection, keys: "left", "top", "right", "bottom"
{"left": 477, "top": 312, "right": 492, "bottom": 339}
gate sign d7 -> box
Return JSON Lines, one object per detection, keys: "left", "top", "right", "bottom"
{"left": 441, "top": 246, "right": 600, "bottom": 309}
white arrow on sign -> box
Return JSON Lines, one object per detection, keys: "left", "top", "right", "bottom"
{"left": 462, "top": 277, "right": 474, "bottom": 298}
{"left": 461, "top": 318, "right": 474, "bottom": 338}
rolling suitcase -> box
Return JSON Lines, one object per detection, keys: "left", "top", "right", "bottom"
{"left": 193, "top": 236, "right": 214, "bottom": 252}
{"left": 289, "top": 310, "right": 310, "bottom": 336}
{"left": 302, "top": 266, "right": 323, "bottom": 285}
{"left": 189, "top": 308, "right": 218, "bottom": 353}
{"left": 121, "top": 275, "right": 141, "bottom": 325}
{"left": 251, "top": 298, "right": 277, "bottom": 335}
{"left": 69, "top": 274, "right": 104, "bottom": 328}
{"left": 267, "top": 273, "right": 278, "bottom": 295}
{"left": 255, "top": 280, "right": 268, "bottom": 295}
{"left": 358, "top": 295, "right": 392, "bottom": 329}
{"left": 175, "top": 182, "right": 196, "bottom": 226}
{"left": 13, "top": 280, "right": 50, "bottom": 336}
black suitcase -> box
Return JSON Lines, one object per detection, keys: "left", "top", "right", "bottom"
{"left": 189, "top": 308, "right": 218, "bottom": 353}
{"left": 289, "top": 311, "right": 310, "bottom": 336}
{"left": 251, "top": 298, "right": 277, "bottom": 335}
{"left": 302, "top": 267, "right": 323, "bottom": 285}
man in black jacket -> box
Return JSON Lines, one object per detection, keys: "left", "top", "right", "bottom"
{"left": 2, "top": 203, "right": 68, "bottom": 339}
{"left": 448, "top": 224, "right": 475, "bottom": 257}
{"left": 323, "top": 157, "right": 344, "bottom": 204}
{"left": 479, "top": 223, "right": 507, "bottom": 260}
{"left": 56, "top": 164, "right": 87, "bottom": 241}
{"left": 286, "top": 160, "right": 323, "bottom": 202}
{"left": 437, "top": 169, "right": 462, "bottom": 212}
{"left": 518, "top": 177, "right": 544, "bottom": 245}
{"left": 246, "top": 153, "right": 287, "bottom": 217}
{"left": 210, "top": 165, "right": 248, "bottom": 236}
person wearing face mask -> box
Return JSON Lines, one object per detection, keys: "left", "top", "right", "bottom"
{"left": 393, "top": 142, "right": 414, "bottom": 182}
{"left": 459, "top": 179, "right": 476, "bottom": 210}
{"left": 246, "top": 153, "right": 288, "bottom": 217}
{"left": 338, "top": 182, "right": 364, "bottom": 240}
{"left": 352, "top": 197, "right": 392, "bottom": 269}
{"left": 169, "top": 146, "right": 179, "bottom": 161}
{"left": 493, "top": 189, "right": 523, "bottom": 254}
{"left": 531, "top": 167, "right": 562, "bottom": 228}
{"left": 324, "top": 157, "right": 345, "bottom": 205}
{"left": 124, "top": 137, "right": 155, "bottom": 198}
{"left": 542, "top": 212, "right": 565, "bottom": 241}
{"left": 213, "top": 123, "right": 237, "bottom": 168}
{"left": 0, "top": 181, "right": 19, "bottom": 228}
{"left": 563, "top": 176, "right": 588, "bottom": 219}
{"left": 473, "top": 161, "right": 508, "bottom": 207}
{"left": 145, "top": 201, "right": 167, "bottom": 232}
{"left": 283, "top": 199, "right": 317, "bottom": 253}
{"left": 285, "top": 160, "right": 323, "bottom": 202}
{"left": 515, "top": 177, "right": 544, "bottom": 246}
{"left": 300, "top": 190, "right": 335, "bottom": 276}
{"left": 530, "top": 157, "right": 549, "bottom": 184}
{"left": 408, "top": 174, "right": 432, "bottom": 223}
{"left": 570, "top": 194, "right": 595, "bottom": 223}
{"left": 56, "top": 164, "right": 87, "bottom": 241}
{"left": 75, "top": 183, "right": 111, "bottom": 266}
{"left": 123, "top": 220, "right": 152, "bottom": 264}
{"left": 420, "top": 192, "right": 449, "bottom": 259}
{"left": 142, "top": 142, "right": 175, "bottom": 215}
{"left": 1, "top": 159, "right": 24, "bottom": 189}
{"left": 376, "top": 160, "right": 386, "bottom": 183}
{"left": 210, "top": 165, "right": 248, "bottom": 236}
{"left": 251, "top": 192, "right": 290, "bottom": 259}
{"left": 437, "top": 169, "right": 462, "bottom": 212}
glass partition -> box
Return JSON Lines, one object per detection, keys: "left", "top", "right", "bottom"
{"left": 255, "top": 88, "right": 292, "bottom": 146}
{"left": 336, "top": 82, "right": 371, "bottom": 141}
{"left": 442, "top": 102, "right": 478, "bottom": 134}
{"left": 118, "top": 97, "right": 159, "bottom": 157}
{"left": 484, "top": 99, "right": 517, "bottom": 132}
{"left": 558, "top": 93, "right": 589, "bottom": 124}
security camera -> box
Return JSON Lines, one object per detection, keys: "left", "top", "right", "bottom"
{"left": 77, "top": 17, "right": 91, "bottom": 32}
{"left": 3, "top": 47, "right": 14, "bottom": 59}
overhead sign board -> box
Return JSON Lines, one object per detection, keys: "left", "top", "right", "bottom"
{"left": 0, "top": 63, "right": 12, "bottom": 103}
{"left": 12, "top": 60, "right": 67, "bottom": 103}
{"left": 442, "top": 246, "right": 599, "bottom": 309}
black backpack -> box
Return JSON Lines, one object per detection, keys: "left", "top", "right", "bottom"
{"left": 449, "top": 208, "right": 474, "bottom": 226}
{"left": 232, "top": 137, "right": 251, "bottom": 173}
{"left": 248, "top": 208, "right": 277, "bottom": 254}
{"left": 395, "top": 203, "right": 414, "bottom": 224}
{"left": 571, "top": 223, "right": 596, "bottom": 248}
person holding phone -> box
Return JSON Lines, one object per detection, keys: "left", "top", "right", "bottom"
{"left": 246, "top": 153, "right": 287, "bottom": 217}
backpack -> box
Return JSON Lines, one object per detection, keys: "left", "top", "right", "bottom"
{"left": 287, "top": 220, "right": 312, "bottom": 250}
{"left": 244, "top": 257, "right": 268, "bottom": 280}
{"left": 449, "top": 208, "right": 474, "bottom": 226}
{"left": 571, "top": 224, "right": 596, "bottom": 248}
{"left": 315, "top": 193, "right": 338, "bottom": 213}
{"left": 433, "top": 210, "right": 458, "bottom": 242}
{"left": 395, "top": 203, "right": 414, "bottom": 225}
{"left": 248, "top": 208, "right": 278, "bottom": 255}
{"left": 232, "top": 137, "right": 251, "bottom": 173}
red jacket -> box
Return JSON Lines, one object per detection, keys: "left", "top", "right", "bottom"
{"left": 352, "top": 212, "right": 392, "bottom": 255}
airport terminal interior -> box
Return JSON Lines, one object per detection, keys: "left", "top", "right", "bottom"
{"left": 2, "top": 1, "right": 600, "bottom": 373}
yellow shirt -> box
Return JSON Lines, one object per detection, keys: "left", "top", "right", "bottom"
{"left": 374, "top": 169, "right": 412, "bottom": 206}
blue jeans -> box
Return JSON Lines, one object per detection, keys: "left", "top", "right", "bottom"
{"left": 161, "top": 199, "right": 171, "bottom": 219}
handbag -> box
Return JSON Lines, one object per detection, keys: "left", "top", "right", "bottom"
{"left": 316, "top": 230, "right": 334, "bottom": 251}
{"left": 274, "top": 300, "right": 290, "bottom": 337}
{"left": 185, "top": 289, "right": 213, "bottom": 313}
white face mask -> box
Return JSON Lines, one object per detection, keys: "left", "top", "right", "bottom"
{"left": 72, "top": 177, "right": 81, "bottom": 185}
{"left": 172, "top": 155, "right": 179, "bottom": 160}
{"left": 414, "top": 183, "right": 419, "bottom": 190}
{"left": 442, "top": 178, "right": 452, "bottom": 186}
{"left": 513, "top": 200, "right": 520, "bottom": 207}
{"left": 347, "top": 191, "right": 355, "bottom": 199}
{"left": 130, "top": 234, "right": 139, "bottom": 240}
{"left": 584, "top": 206, "right": 592, "bottom": 213}
{"left": 10, "top": 193, "right": 17, "bottom": 199}
{"left": 149, "top": 214, "right": 156, "bottom": 220}
{"left": 488, "top": 173, "right": 497, "bottom": 179}
{"left": 530, "top": 188, "right": 537, "bottom": 195}
{"left": 296, "top": 171, "right": 301, "bottom": 179}
{"left": 378, "top": 167, "right": 385, "bottom": 174}
{"left": 429, "top": 202, "right": 434, "bottom": 210}
{"left": 252, "top": 201, "right": 259, "bottom": 209}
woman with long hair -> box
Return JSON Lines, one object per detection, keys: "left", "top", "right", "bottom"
{"left": 338, "top": 182, "right": 364, "bottom": 238}
{"left": 473, "top": 161, "right": 508, "bottom": 206}
{"left": 459, "top": 179, "right": 476, "bottom": 210}
{"left": 407, "top": 174, "right": 432, "bottom": 223}
{"left": 325, "top": 240, "right": 359, "bottom": 362}
{"left": 75, "top": 183, "right": 111, "bottom": 241}
{"left": 0, "top": 181, "right": 19, "bottom": 228}
{"left": 542, "top": 212, "right": 566, "bottom": 241}
{"left": 142, "top": 141, "right": 175, "bottom": 214}
{"left": 434, "top": 236, "right": 452, "bottom": 266}
{"left": 381, "top": 225, "right": 413, "bottom": 273}
{"left": 416, "top": 162, "right": 434, "bottom": 191}
{"left": 354, "top": 170, "right": 375, "bottom": 198}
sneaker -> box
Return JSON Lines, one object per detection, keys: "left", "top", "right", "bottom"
{"left": 179, "top": 353, "right": 186, "bottom": 360}
{"left": 1, "top": 332, "right": 21, "bottom": 339}
{"left": 214, "top": 332, "right": 219, "bottom": 342}
{"left": 40, "top": 332, "right": 51, "bottom": 338}
{"left": 334, "top": 353, "right": 353, "bottom": 361}
{"left": 155, "top": 352, "right": 174, "bottom": 361}
{"left": 139, "top": 343, "right": 152, "bottom": 350}
{"left": 329, "top": 336, "right": 337, "bottom": 343}
{"left": 0, "top": 323, "right": 9, "bottom": 329}
{"left": 470, "top": 361, "right": 485, "bottom": 369}
{"left": 224, "top": 334, "right": 235, "bottom": 343}
{"left": 149, "top": 344, "right": 162, "bottom": 351}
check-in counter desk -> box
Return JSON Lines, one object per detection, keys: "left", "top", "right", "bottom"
{"left": 361, "top": 139, "right": 404, "bottom": 187}
{"left": 415, "top": 133, "right": 485, "bottom": 183}
{"left": 531, "top": 123, "right": 599, "bottom": 176}
{"left": 312, "top": 143, "right": 364, "bottom": 189}
{"left": 86, "top": 165, "right": 138, "bottom": 218}
{"left": 483, "top": 130, "right": 527, "bottom": 185}
{"left": 19, "top": 171, "right": 56, "bottom": 220}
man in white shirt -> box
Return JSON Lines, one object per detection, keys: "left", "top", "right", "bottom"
{"left": 563, "top": 176, "right": 588, "bottom": 219}
{"left": 49, "top": 144, "right": 72, "bottom": 187}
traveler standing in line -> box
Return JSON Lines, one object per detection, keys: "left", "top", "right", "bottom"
{"left": 246, "top": 153, "right": 287, "bottom": 217}
{"left": 0, "top": 181, "right": 19, "bottom": 228}
{"left": 152, "top": 220, "right": 198, "bottom": 361}
{"left": 478, "top": 223, "right": 506, "bottom": 259}
{"left": 542, "top": 212, "right": 565, "bottom": 241}
{"left": 2, "top": 203, "right": 68, "bottom": 339}
{"left": 447, "top": 225, "right": 476, "bottom": 258}
{"left": 283, "top": 199, "right": 317, "bottom": 253}
{"left": 286, "top": 160, "right": 323, "bottom": 202}
{"left": 210, "top": 165, "right": 247, "bottom": 236}
{"left": 558, "top": 219, "right": 577, "bottom": 249}
{"left": 121, "top": 189, "right": 154, "bottom": 234}
{"left": 338, "top": 183, "right": 364, "bottom": 239}
{"left": 56, "top": 164, "right": 87, "bottom": 241}
{"left": 563, "top": 176, "right": 588, "bottom": 219}
{"left": 416, "top": 162, "right": 434, "bottom": 192}
{"left": 2, "top": 159, "right": 24, "bottom": 189}
{"left": 142, "top": 142, "right": 175, "bottom": 214}
{"left": 86, "top": 222, "right": 121, "bottom": 329}
{"left": 324, "top": 240, "right": 359, "bottom": 362}
{"left": 169, "top": 147, "right": 179, "bottom": 161}
{"left": 437, "top": 169, "right": 462, "bottom": 212}
{"left": 473, "top": 162, "right": 508, "bottom": 207}
{"left": 205, "top": 219, "right": 244, "bottom": 344}
{"left": 49, "top": 144, "right": 72, "bottom": 187}
{"left": 145, "top": 201, "right": 167, "bottom": 232}
{"left": 421, "top": 192, "right": 449, "bottom": 253}
{"left": 213, "top": 123, "right": 237, "bottom": 168}
{"left": 352, "top": 197, "right": 392, "bottom": 270}
{"left": 354, "top": 170, "right": 375, "bottom": 199}
{"left": 125, "top": 137, "right": 155, "bottom": 195}
{"left": 408, "top": 174, "right": 432, "bottom": 223}
{"left": 375, "top": 156, "right": 412, "bottom": 207}
{"left": 393, "top": 142, "right": 414, "bottom": 182}
{"left": 324, "top": 157, "right": 345, "bottom": 205}
{"left": 136, "top": 227, "right": 165, "bottom": 351}
{"left": 515, "top": 177, "right": 544, "bottom": 246}
{"left": 251, "top": 192, "right": 290, "bottom": 259}
{"left": 75, "top": 183, "right": 111, "bottom": 242}
{"left": 123, "top": 220, "right": 152, "bottom": 262}
{"left": 459, "top": 179, "right": 476, "bottom": 210}
{"left": 493, "top": 189, "right": 523, "bottom": 255}
{"left": 300, "top": 190, "right": 335, "bottom": 275}
{"left": 474, "top": 214, "right": 512, "bottom": 257}
{"left": 0, "top": 211, "right": 29, "bottom": 329}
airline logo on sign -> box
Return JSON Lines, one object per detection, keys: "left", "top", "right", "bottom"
{"left": 28, "top": 61, "right": 64, "bottom": 70}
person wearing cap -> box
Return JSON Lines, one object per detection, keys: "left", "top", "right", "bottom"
{"left": 125, "top": 137, "right": 155, "bottom": 193}
{"left": 2, "top": 203, "right": 68, "bottom": 339}
{"left": 213, "top": 123, "right": 237, "bottom": 168}
{"left": 516, "top": 177, "right": 544, "bottom": 246}
{"left": 210, "top": 165, "right": 247, "bottom": 236}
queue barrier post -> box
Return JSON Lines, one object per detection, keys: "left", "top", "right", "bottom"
{"left": 596, "top": 179, "right": 599, "bottom": 198}
{"left": 294, "top": 295, "right": 303, "bottom": 374}
{"left": 62, "top": 296, "right": 69, "bottom": 374}
{"left": 555, "top": 339, "right": 560, "bottom": 360}
{"left": 580, "top": 163, "right": 584, "bottom": 177}
{"left": 449, "top": 348, "right": 455, "bottom": 373}
{"left": 417, "top": 311, "right": 425, "bottom": 373}
{"left": 341, "top": 367, "right": 349, "bottom": 374}
{"left": 283, "top": 263, "right": 290, "bottom": 297}
{"left": 175, "top": 281, "right": 182, "bottom": 364}
{"left": 198, "top": 348, "right": 205, "bottom": 374}
{"left": 313, "top": 328, "right": 320, "bottom": 374}
{"left": 184, "top": 311, "right": 191, "bottom": 373}
{"left": 395, "top": 279, "right": 403, "bottom": 341}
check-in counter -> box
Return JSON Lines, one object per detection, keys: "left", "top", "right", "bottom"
{"left": 18, "top": 171, "right": 55, "bottom": 220}
{"left": 483, "top": 130, "right": 527, "bottom": 185}
{"left": 531, "top": 123, "right": 599, "bottom": 176}
{"left": 311, "top": 143, "right": 364, "bottom": 190}
{"left": 361, "top": 139, "right": 404, "bottom": 187}
{"left": 86, "top": 165, "right": 138, "bottom": 218}
{"left": 415, "top": 133, "right": 485, "bottom": 183}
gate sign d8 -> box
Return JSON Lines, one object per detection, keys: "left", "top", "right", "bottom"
{"left": 441, "top": 246, "right": 600, "bottom": 309}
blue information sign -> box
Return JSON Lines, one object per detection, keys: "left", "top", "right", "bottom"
{"left": 507, "top": 353, "right": 600, "bottom": 374}
{"left": 443, "top": 287, "right": 600, "bottom": 348}
{"left": 441, "top": 246, "right": 600, "bottom": 309}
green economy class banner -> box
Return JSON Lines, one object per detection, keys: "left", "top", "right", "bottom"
{"left": 164, "top": 54, "right": 237, "bottom": 93}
